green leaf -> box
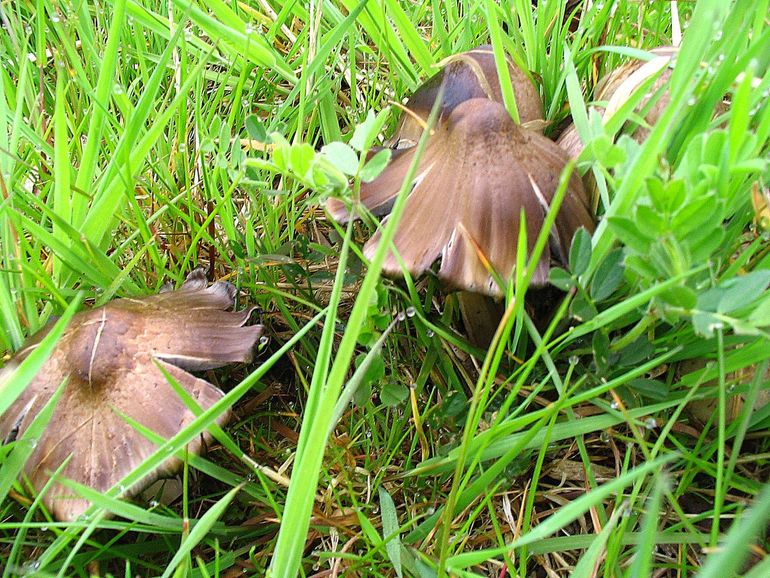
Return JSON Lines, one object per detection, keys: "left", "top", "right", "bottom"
{"left": 350, "top": 110, "right": 387, "bottom": 152}
{"left": 590, "top": 249, "right": 625, "bottom": 302}
{"left": 606, "top": 217, "right": 652, "bottom": 253}
{"left": 634, "top": 205, "right": 667, "bottom": 239}
{"left": 353, "top": 381, "right": 373, "bottom": 407}
{"left": 690, "top": 228, "right": 725, "bottom": 262}
{"left": 355, "top": 352, "right": 386, "bottom": 385}
{"left": 569, "top": 227, "right": 592, "bottom": 276}
{"left": 692, "top": 311, "right": 723, "bottom": 338}
{"left": 616, "top": 337, "right": 654, "bottom": 366}
{"left": 748, "top": 294, "right": 770, "bottom": 327}
{"left": 587, "top": 134, "right": 626, "bottom": 168}
{"left": 289, "top": 143, "right": 316, "bottom": 179}
{"left": 379, "top": 487, "right": 403, "bottom": 577}
{"left": 361, "top": 148, "right": 392, "bottom": 182}
{"left": 628, "top": 378, "right": 669, "bottom": 401}
{"left": 592, "top": 330, "right": 610, "bottom": 371}
{"left": 321, "top": 142, "right": 360, "bottom": 176}
{"left": 438, "top": 392, "right": 467, "bottom": 419}
{"left": 312, "top": 158, "right": 349, "bottom": 193}
{"left": 716, "top": 271, "right": 770, "bottom": 314}
{"left": 571, "top": 293, "right": 598, "bottom": 322}
{"left": 659, "top": 285, "right": 698, "bottom": 309}
{"left": 245, "top": 115, "right": 268, "bottom": 143}
{"left": 380, "top": 383, "right": 409, "bottom": 407}
{"left": 670, "top": 192, "right": 720, "bottom": 237}
{"left": 647, "top": 177, "right": 685, "bottom": 214}
{"left": 624, "top": 254, "right": 659, "bottom": 280}
{"left": 549, "top": 267, "right": 574, "bottom": 291}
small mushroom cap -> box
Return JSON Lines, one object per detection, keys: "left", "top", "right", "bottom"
{"left": 557, "top": 46, "right": 678, "bottom": 158}
{"left": 386, "top": 45, "right": 544, "bottom": 149}
{"left": 0, "top": 269, "right": 263, "bottom": 521}
{"left": 336, "top": 98, "right": 594, "bottom": 297}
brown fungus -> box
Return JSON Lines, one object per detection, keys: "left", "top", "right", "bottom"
{"left": 327, "top": 45, "right": 546, "bottom": 222}
{"left": 385, "top": 45, "right": 545, "bottom": 149}
{"left": 0, "top": 269, "right": 263, "bottom": 521}
{"left": 557, "top": 46, "right": 679, "bottom": 158}
{"left": 327, "top": 47, "right": 594, "bottom": 345}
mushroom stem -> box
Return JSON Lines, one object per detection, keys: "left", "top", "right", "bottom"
{"left": 457, "top": 291, "right": 506, "bottom": 349}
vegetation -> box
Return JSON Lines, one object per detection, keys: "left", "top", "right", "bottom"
{"left": 1, "top": 0, "right": 769, "bottom": 576}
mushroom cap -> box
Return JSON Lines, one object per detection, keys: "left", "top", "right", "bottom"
{"left": 337, "top": 98, "right": 594, "bottom": 297}
{"left": 557, "top": 46, "right": 678, "bottom": 158}
{"left": 0, "top": 269, "right": 263, "bottom": 521}
{"left": 387, "top": 45, "right": 543, "bottom": 149}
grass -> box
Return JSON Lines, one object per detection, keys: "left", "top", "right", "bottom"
{"left": 1, "top": 0, "right": 769, "bottom": 576}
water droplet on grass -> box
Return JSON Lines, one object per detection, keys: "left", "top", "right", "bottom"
{"left": 645, "top": 418, "right": 657, "bottom": 430}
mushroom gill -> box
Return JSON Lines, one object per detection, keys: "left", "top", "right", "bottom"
{"left": 358, "top": 97, "right": 592, "bottom": 297}
{"left": 0, "top": 269, "right": 263, "bottom": 522}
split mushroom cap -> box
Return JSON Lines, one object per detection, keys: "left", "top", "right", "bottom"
{"left": 557, "top": 46, "right": 678, "bottom": 158}
{"left": 0, "top": 269, "right": 263, "bottom": 522}
{"left": 386, "top": 45, "right": 544, "bottom": 150}
{"left": 327, "top": 47, "right": 592, "bottom": 298}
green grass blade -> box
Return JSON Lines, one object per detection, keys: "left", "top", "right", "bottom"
{"left": 695, "top": 484, "right": 770, "bottom": 578}
{"left": 159, "top": 484, "right": 243, "bottom": 578}
{"left": 72, "top": 0, "right": 126, "bottom": 226}
{"left": 627, "top": 478, "right": 666, "bottom": 578}
{"left": 571, "top": 505, "right": 624, "bottom": 578}
{"left": 446, "top": 454, "right": 678, "bottom": 569}
{"left": 267, "top": 86, "right": 444, "bottom": 578}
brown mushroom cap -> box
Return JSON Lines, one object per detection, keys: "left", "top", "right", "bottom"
{"left": 386, "top": 45, "right": 544, "bottom": 149}
{"left": 326, "top": 46, "right": 591, "bottom": 298}
{"left": 333, "top": 97, "right": 594, "bottom": 297}
{"left": 328, "top": 45, "right": 545, "bottom": 224}
{"left": 0, "top": 269, "right": 263, "bottom": 521}
{"left": 557, "top": 46, "right": 678, "bottom": 158}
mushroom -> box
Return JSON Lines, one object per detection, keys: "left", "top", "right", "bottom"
{"left": 0, "top": 269, "right": 263, "bottom": 521}
{"left": 384, "top": 45, "right": 544, "bottom": 150}
{"left": 557, "top": 46, "right": 679, "bottom": 158}
{"left": 327, "top": 47, "right": 594, "bottom": 344}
